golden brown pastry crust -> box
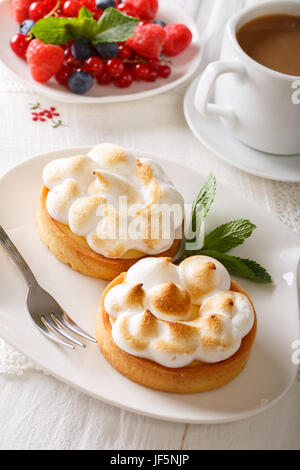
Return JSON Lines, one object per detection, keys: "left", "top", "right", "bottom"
{"left": 96, "top": 275, "right": 257, "bottom": 393}
{"left": 37, "top": 185, "right": 181, "bottom": 281}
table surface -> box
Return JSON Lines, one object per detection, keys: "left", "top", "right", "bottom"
{"left": 0, "top": 0, "right": 299, "bottom": 450}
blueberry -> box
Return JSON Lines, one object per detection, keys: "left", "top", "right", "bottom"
{"left": 95, "top": 42, "right": 118, "bottom": 59}
{"left": 19, "top": 19, "right": 35, "bottom": 35}
{"left": 96, "top": 0, "right": 116, "bottom": 9}
{"left": 68, "top": 71, "right": 93, "bottom": 95}
{"left": 152, "top": 19, "right": 167, "bottom": 27}
{"left": 71, "top": 38, "right": 93, "bottom": 61}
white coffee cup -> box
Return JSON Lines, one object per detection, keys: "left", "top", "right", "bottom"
{"left": 195, "top": 1, "right": 300, "bottom": 155}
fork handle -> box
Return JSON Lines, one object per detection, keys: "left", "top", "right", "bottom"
{"left": 0, "top": 225, "right": 37, "bottom": 287}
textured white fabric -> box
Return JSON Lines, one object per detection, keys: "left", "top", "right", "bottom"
{"left": 0, "top": 0, "right": 299, "bottom": 450}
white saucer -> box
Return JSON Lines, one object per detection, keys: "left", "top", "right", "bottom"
{"left": 184, "top": 76, "right": 300, "bottom": 182}
{"left": 0, "top": 0, "right": 201, "bottom": 104}
{"left": 0, "top": 146, "right": 299, "bottom": 424}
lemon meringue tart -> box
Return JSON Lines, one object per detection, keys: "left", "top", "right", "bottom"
{"left": 96, "top": 255, "right": 257, "bottom": 394}
{"left": 37, "top": 144, "right": 184, "bottom": 281}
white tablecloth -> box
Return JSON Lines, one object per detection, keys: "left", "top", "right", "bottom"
{"left": 0, "top": 0, "right": 299, "bottom": 450}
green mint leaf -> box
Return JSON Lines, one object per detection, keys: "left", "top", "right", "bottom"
{"left": 203, "top": 219, "right": 256, "bottom": 253}
{"left": 74, "top": 7, "right": 102, "bottom": 40}
{"left": 92, "top": 7, "right": 139, "bottom": 44}
{"left": 198, "top": 250, "right": 273, "bottom": 284}
{"left": 78, "top": 6, "right": 93, "bottom": 20}
{"left": 188, "top": 173, "right": 216, "bottom": 242}
{"left": 31, "top": 17, "right": 77, "bottom": 45}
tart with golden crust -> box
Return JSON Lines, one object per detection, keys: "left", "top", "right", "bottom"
{"left": 96, "top": 256, "right": 257, "bottom": 393}
{"left": 37, "top": 144, "right": 184, "bottom": 281}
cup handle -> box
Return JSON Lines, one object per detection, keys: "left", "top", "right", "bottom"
{"left": 195, "top": 60, "right": 244, "bottom": 121}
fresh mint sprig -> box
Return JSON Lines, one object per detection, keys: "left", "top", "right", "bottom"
{"left": 181, "top": 174, "right": 272, "bottom": 284}
{"left": 31, "top": 7, "right": 139, "bottom": 45}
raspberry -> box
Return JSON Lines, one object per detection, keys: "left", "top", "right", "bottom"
{"left": 12, "top": 0, "right": 35, "bottom": 23}
{"left": 162, "top": 24, "right": 193, "bottom": 57}
{"left": 26, "top": 39, "right": 65, "bottom": 83}
{"left": 127, "top": 24, "right": 166, "bottom": 59}
{"left": 123, "top": 0, "right": 158, "bottom": 20}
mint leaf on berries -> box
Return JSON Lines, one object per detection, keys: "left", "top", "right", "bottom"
{"left": 31, "top": 17, "right": 76, "bottom": 45}
{"left": 92, "top": 7, "right": 139, "bottom": 44}
{"left": 31, "top": 7, "right": 139, "bottom": 45}
{"left": 203, "top": 219, "right": 256, "bottom": 253}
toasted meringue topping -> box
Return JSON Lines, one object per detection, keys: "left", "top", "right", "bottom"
{"left": 43, "top": 145, "right": 184, "bottom": 258}
{"left": 200, "top": 291, "right": 254, "bottom": 338}
{"left": 180, "top": 256, "right": 231, "bottom": 304}
{"left": 105, "top": 256, "right": 255, "bottom": 367}
{"left": 149, "top": 283, "right": 192, "bottom": 321}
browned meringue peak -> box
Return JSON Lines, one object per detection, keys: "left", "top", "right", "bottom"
{"left": 88, "top": 143, "right": 135, "bottom": 176}
{"left": 155, "top": 322, "right": 200, "bottom": 356}
{"left": 69, "top": 195, "right": 106, "bottom": 231}
{"left": 88, "top": 231, "right": 126, "bottom": 259}
{"left": 44, "top": 155, "right": 93, "bottom": 190}
{"left": 200, "top": 291, "right": 236, "bottom": 317}
{"left": 104, "top": 283, "right": 146, "bottom": 317}
{"left": 136, "top": 160, "right": 154, "bottom": 186}
{"left": 149, "top": 282, "right": 192, "bottom": 321}
{"left": 117, "top": 310, "right": 159, "bottom": 351}
{"left": 199, "top": 314, "right": 238, "bottom": 353}
{"left": 89, "top": 170, "right": 140, "bottom": 206}
{"left": 46, "top": 179, "right": 80, "bottom": 223}
{"left": 180, "top": 256, "right": 231, "bottom": 305}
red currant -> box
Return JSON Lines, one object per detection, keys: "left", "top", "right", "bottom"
{"left": 105, "top": 57, "right": 124, "bottom": 77}
{"left": 117, "top": 3, "right": 137, "bottom": 17}
{"left": 29, "top": 2, "right": 47, "bottom": 21}
{"left": 55, "top": 64, "right": 74, "bottom": 85}
{"left": 146, "top": 69, "right": 158, "bottom": 82}
{"left": 81, "top": 0, "right": 96, "bottom": 11}
{"left": 63, "top": 0, "right": 81, "bottom": 17}
{"left": 114, "top": 70, "right": 133, "bottom": 88}
{"left": 43, "top": 0, "right": 57, "bottom": 13}
{"left": 64, "top": 46, "right": 73, "bottom": 60}
{"left": 118, "top": 44, "right": 132, "bottom": 60}
{"left": 84, "top": 56, "right": 104, "bottom": 76}
{"left": 97, "top": 71, "right": 112, "bottom": 85}
{"left": 10, "top": 34, "right": 29, "bottom": 58}
{"left": 148, "top": 58, "right": 160, "bottom": 70}
{"left": 158, "top": 65, "right": 171, "bottom": 78}
{"left": 93, "top": 8, "right": 103, "bottom": 20}
{"left": 132, "top": 63, "right": 149, "bottom": 80}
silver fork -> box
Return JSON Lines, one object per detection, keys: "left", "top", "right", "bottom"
{"left": 0, "top": 225, "right": 96, "bottom": 349}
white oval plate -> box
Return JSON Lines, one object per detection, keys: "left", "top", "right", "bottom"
{"left": 0, "top": 0, "right": 201, "bottom": 103}
{"left": 0, "top": 147, "right": 299, "bottom": 424}
{"left": 184, "top": 76, "right": 300, "bottom": 183}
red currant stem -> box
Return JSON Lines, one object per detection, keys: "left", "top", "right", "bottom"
{"left": 124, "top": 58, "right": 148, "bottom": 65}
{"left": 159, "top": 58, "right": 173, "bottom": 65}
{"left": 45, "top": 0, "right": 61, "bottom": 18}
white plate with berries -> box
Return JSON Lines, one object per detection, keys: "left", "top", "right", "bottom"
{"left": 1, "top": 0, "right": 201, "bottom": 103}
